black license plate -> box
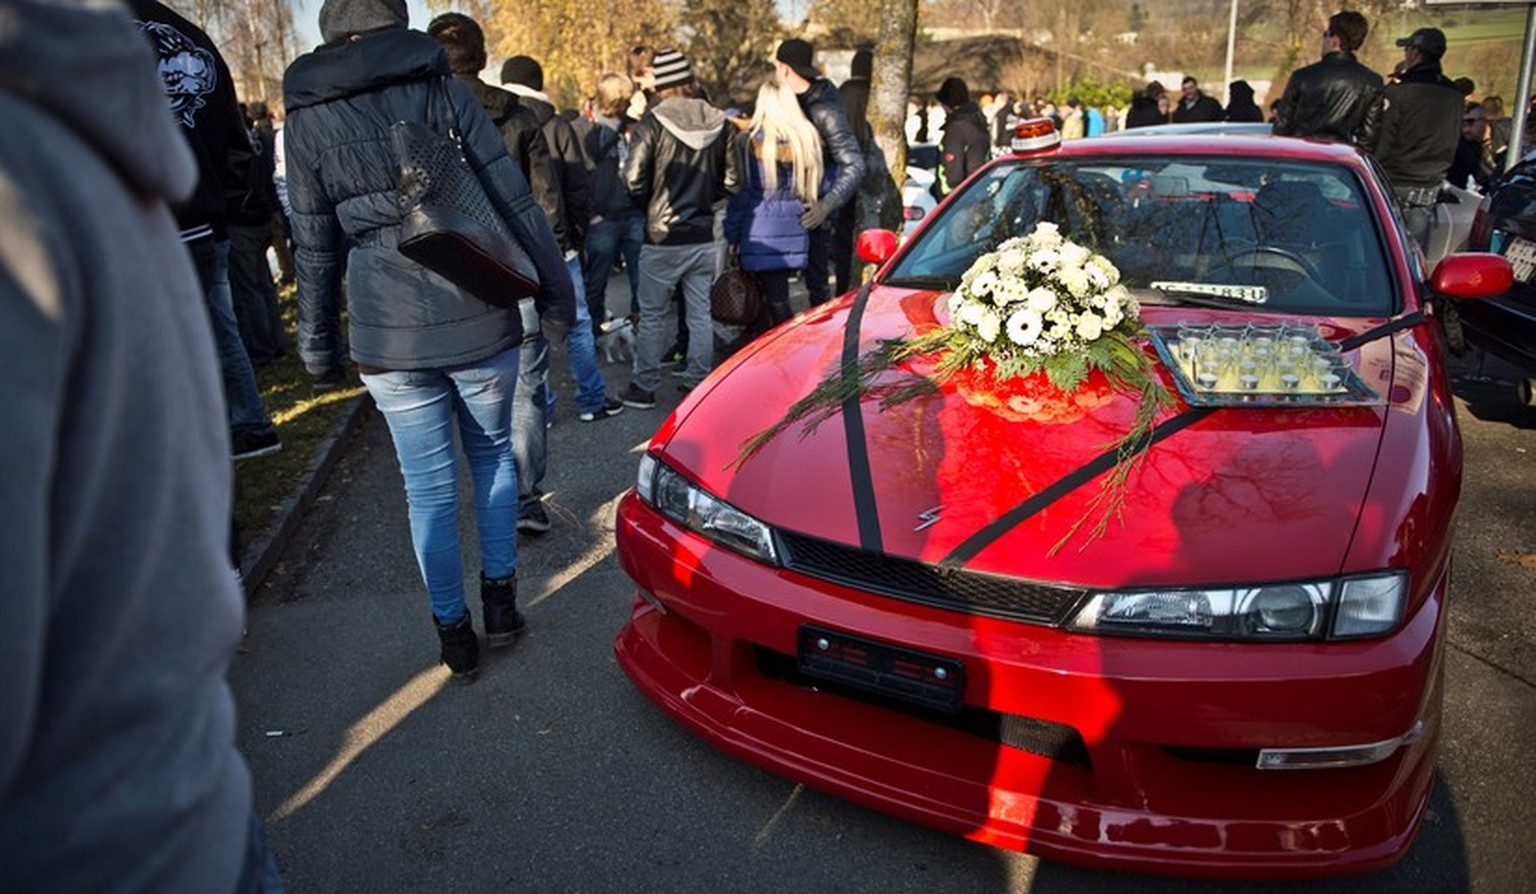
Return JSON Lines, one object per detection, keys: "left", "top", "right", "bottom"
{"left": 797, "top": 626, "right": 965, "bottom": 713}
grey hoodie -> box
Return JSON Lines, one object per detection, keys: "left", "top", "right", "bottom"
{"left": 0, "top": 2, "right": 252, "bottom": 891}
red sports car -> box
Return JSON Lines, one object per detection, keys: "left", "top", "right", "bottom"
{"left": 613, "top": 125, "right": 1511, "bottom": 878}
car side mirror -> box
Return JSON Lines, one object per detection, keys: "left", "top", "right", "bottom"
{"left": 1430, "top": 252, "right": 1514, "bottom": 299}
{"left": 857, "top": 229, "right": 900, "bottom": 265}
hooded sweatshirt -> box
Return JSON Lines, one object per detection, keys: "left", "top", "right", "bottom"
{"left": 0, "top": 2, "right": 251, "bottom": 891}
{"left": 622, "top": 96, "right": 736, "bottom": 244}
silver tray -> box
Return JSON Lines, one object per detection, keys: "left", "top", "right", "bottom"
{"left": 1148, "top": 324, "right": 1383, "bottom": 408}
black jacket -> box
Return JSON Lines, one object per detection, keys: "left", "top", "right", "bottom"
{"left": 1273, "top": 51, "right": 1383, "bottom": 144}
{"left": 517, "top": 93, "right": 592, "bottom": 252}
{"left": 282, "top": 28, "right": 574, "bottom": 371}
{"left": 573, "top": 115, "right": 639, "bottom": 220}
{"left": 798, "top": 79, "right": 865, "bottom": 216}
{"left": 1171, "top": 91, "right": 1224, "bottom": 123}
{"left": 1125, "top": 94, "right": 1166, "bottom": 129}
{"left": 623, "top": 97, "right": 737, "bottom": 245}
{"left": 454, "top": 75, "right": 566, "bottom": 251}
{"left": 129, "top": 0, "right": 256, "bottom": 241}
{"left": 1365, "top": 62, "right": 1464, "bottom": 190}
{"left": 938, "top": 102, "right": 990, "bottom": 197}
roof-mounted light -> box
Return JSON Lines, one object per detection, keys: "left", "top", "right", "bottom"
{"left": 1011, "top": 117, "right": 1061, "bottom": 155}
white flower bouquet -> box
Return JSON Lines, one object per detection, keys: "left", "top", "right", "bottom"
{"left": 939, "top": 222, "right": 1144, "bottom": 391}
{"left": 741, "top": 222, "right": 1174, "bottom": 550}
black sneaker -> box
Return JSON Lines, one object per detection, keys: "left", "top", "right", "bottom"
{"left": 578, "top": 396, "right": 624, "bottom": 422}
{"left": 517, "top": 501, "right": 552, "bottom": 534}
{"left": 620, "top": 383, "right": 656, "bottom": 409}
{"left": 434, "top": 614, "right": 480, "bottom": 682}
{"left": 232, "top": 429, "right": 282, "bottom": 462}
{"left": 310, "top": 366, "right": 346, "bottom": 392}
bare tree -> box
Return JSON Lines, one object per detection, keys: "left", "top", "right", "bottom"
{"left": 161, "top": 0, "right": 300, "bottom": 108}
{"left": 680, "top": 0, "right": 784, "bottom": 105}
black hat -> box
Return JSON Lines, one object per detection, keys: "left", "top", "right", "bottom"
{"left": 500, "top": 55, "right": 544, "bottom": 90}
{"left": 850, "top": 48, "right": 873, "bottom": 80}
{"left": 776, "top": 38, "right": 819, "bottom": 82}
{"left": 318, "top": 0, "right": 406, "bottom": 43}
{"left": 1396, "top": 27, "right": 1447, "bottom": 58}
{"left": 936, "top": 76, "right": 968, "bottom": 108}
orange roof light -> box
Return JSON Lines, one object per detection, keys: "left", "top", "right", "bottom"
{"left": 1011, "top": 117, "right": 1061, "bottom": 155}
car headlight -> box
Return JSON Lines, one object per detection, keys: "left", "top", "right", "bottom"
{"left": 636, "top": 454, "right": 779, "bottom": 564}
{"left": 1069, "top": 572, "right": 1407, "bottom": 641}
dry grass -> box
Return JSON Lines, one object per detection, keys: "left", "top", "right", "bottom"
{"left": 233, "top": 284, "right": 363, "bottom": 550}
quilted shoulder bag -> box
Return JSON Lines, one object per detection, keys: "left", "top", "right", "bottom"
{"left": 392, "top": 78, "right": 539, "bottom": 307}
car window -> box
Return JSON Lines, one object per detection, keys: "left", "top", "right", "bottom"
{"left": 886, "top": 156, "right": 1396, "bottom": 315}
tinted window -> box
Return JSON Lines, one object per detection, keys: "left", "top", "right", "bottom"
{"left": 887, "top": 157, "right": 1395, "bottom": 315}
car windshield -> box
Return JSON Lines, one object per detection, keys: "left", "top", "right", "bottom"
{"left": 885, "top": 156, "right": 1396, "bottom": 315}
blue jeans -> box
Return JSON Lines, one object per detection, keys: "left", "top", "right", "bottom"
{"left": 361, "top": 347, "right": 520, "bottom": 624}
{"left": 563, "top": 254, "right": 609, "bottom": 415}
{"left": 234, "top": 812, "right": 285, "bottom": 894}
{"left": 191, "top": 238, "right": 276, "bottom": 436}
{"left": 513, "top": 300, "right": 548, "bottom": 514}
{"left": 583, "top": 214, "right": 644, "bottom": 326}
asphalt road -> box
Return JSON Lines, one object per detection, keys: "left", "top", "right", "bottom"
{"left": 231, "top": 331, "right": 1536, "bottom": 894}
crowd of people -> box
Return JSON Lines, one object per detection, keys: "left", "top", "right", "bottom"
{"left": 4, "top": 0, "right": 1531, "bottom": 889}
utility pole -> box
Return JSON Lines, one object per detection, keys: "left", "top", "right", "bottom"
{"left": 1223, "top": 0, "right": 1239, "bottom": 105}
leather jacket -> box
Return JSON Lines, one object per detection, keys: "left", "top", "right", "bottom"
{"left": 798, "top": 79, "right": 865, "bottom": 215}
{"left": 1273, "top": 51, "right": 1383, "bottom": 144}
{"left": 1364, "top": 62, "right": 1464, "bottom": 190}
{"left": 623, "top": 97, "right": 738, "bottom": 245}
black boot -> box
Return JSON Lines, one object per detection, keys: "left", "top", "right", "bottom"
{"left": 435, "top": 614, "right": 480, "bottom": 682}
{"left": 481, "top": 573, "right": 527, "bottom": 648}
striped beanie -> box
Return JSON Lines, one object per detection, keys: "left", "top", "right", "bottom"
{"left": 651, "top": 48, "right": 694, "bottom": 90}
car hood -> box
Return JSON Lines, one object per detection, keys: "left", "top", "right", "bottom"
{"left": 658, "top": 287, "right": 1415, "bottom": 589}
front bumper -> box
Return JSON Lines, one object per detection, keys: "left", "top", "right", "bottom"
{"left": 612, "top": 492, "right": 1445, "bottom": 878}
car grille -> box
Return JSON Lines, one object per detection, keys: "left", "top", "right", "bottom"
{"left": 777, "top": 531, "right": 1086, "bottom": 625}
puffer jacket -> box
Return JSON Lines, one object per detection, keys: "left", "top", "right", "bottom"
{"left": 723, "top": 132, "right": 810, "bottom": 272}
{"left": 1273, "top": 51, "right": 1383, "bottom": 143}
{"left": 798, "top": 78, "right": 865, "bottom": 216}
{"left": 623, "top": 96, "right": 737, "bottom": 245}
{"left": 1364, "top": 62, "right": 1464, "bottom": 190}
{"left": 282, "top": 28, "right": 574, "bottom": 371}
{"left": 454, "top": 74, "right": 565, "bottom": 251}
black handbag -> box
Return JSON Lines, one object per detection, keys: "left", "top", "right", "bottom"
{"left": 710, "top": 264, "right": 761, "bottom": 326}
{"left": 392, "top": 78, "right": 539, "bottom": 308}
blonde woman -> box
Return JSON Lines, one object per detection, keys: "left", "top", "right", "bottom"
{"left": 723, "top": 81, "right": 824, "bottom": 328}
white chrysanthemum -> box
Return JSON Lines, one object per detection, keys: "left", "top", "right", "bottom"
{"left": 947, "top": 290, "right": 966, "bottom": 316}
{"left": 976, "top": 307, "right": 1002, "bottom": 343}
{"left": 970, "top": 270, "right": 999, "bottom": 297}
{"left": 1025, "top": 286, "right": 1057, "bottom": 313}
{"left": 1089, "top": 255, "right": 1119, "bottom": 286}
{"left": 1028, "top": 249, "right": 1059, "bottom": 273}
{"left": 1059, "top": 242, "right": 1091, "bottom": 269}
{"left": 1006, "top": 308, "right": 1043, "bottom": 347}
{"left": 998, "top": 249, "right": 1028, "bottom": 276}
{"left": 1058, "top": 267, "right": 1091, "bottom": 298}
{"left": 1076, "top": 313, "right": 1104, "bottom": 341}
{"left": 1032, "top": 221, "right": 1062, "bottom": 247}
{"left": 958, "top": 298, "right": 987, "bottom": 327}
{"left": 1085, "top": 264, "right": 1111, "bottom": 290}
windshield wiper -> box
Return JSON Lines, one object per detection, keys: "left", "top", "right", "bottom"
{"left": 1148, "top": 281, "right": 1268, "bottom": 308}
{"left": 881, "top": 274, "right": 961, "bottom": 290}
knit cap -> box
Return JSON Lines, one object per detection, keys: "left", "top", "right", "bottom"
{"left": 651, "top": 48, "right": 694, "bottom": 90}
{"left": 500, "top": 55, "right": 544, "bottom": 90}
{"left": 318, "top": 0, "right": 406, "bottom": 44}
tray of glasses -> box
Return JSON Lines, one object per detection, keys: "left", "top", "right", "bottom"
{"left": 1149, "top": 323, "right": 1383, "bottom": 408}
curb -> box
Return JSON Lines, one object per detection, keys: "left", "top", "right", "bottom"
{"left": 239, "top": 393, "right": 371, "bottom": 592}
